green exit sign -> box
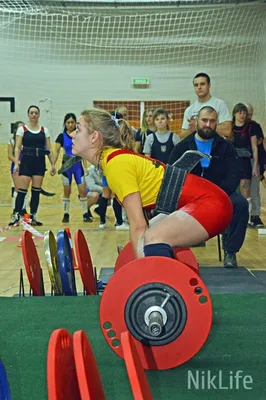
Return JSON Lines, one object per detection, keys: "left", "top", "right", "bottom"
{"left": 132, "top": 77, "right": 149, "bottom": 85}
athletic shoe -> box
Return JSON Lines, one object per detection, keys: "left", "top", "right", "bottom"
{"left": 83, "top": 213, "right": 93, "bottom": 222}
{"left": 115, "top": 222, "right": 130, "bottom": 231}
{"left": 224, "top": 252, "right": 237, "bottom": 268}
{"left": 99, "top": 223, "right": 106, "bottom": 229}
{"left": 62, "top": 213, "right": 69, "bottom": 223}
{"left": 31, "top": 214, "right": 43, "bottom": 226}
{"left": 9, "top": 212, "right": 20, "bottom": 226}
{"left": 251, "top": 216, "right": 264, "bottom": 227}
{"left": 247, "top": 222, "right": 255, "bottom": 229}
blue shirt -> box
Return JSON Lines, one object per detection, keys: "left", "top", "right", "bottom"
{"left": 194, "top": 136, "right": 214, "bottom": 168}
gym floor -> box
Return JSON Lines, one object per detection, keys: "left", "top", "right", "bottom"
{"left": 0, "top": 205, "right": 266, "bottom": 399}
{"left": 1, "top": 205, "right": 266, "bottom": 297}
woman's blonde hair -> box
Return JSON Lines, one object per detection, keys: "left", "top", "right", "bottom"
{"left": 140, "top": 108, "right": 155, "bottom": 137}
{"left": 80, "top": 108, "right": 134, "bottom": 151}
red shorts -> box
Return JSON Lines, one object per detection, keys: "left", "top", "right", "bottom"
{"left": 178, "top": 174, "right": 233, "bottom": 238}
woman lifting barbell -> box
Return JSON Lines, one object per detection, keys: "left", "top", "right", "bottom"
{"left": 72, "top": 108, "right": 233, "bottom": 258}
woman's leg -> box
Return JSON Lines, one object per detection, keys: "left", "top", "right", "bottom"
{"left": 9, "top": 175, "right": 31, "bottom": 225}
{"left": 87, "top": 192, "right": 99, "bottom": 216}
{"left": 112, "top": 197, "right": 123, "bottom": 226}
{"left": 239, "top": 179, "right": 252, "bottom": 225}
{"left": 77, "top": 183, "right": 91, "bottom": 222}
{"left": 140, "top": 210, "right": 209, "bottom": 258}
{"left": 31, "top": 176, "right": 44, "bottom": 225}
{"left": 62, "top": 184, "right": 71, "bottom": 222}
{"left": 96, "top": 187, "right": 112, "bottom": 227}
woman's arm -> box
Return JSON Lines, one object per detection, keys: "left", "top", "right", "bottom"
{"left": 14, "top": 135, "right": 23, "bottom": 172}
{"left": 250, "top": 135, "right": 259, "bottom": 177}
{"left": 54, "top": 142, "right": 62, "bottom": 165}
{"left": 143, "top": 135, "right": 152, "bottom": 158}
{"left": 7, "top": 143, "right": 15, "bottom": 163}
{"left": 123, "top": 192, "right": 148, "bottom": 258}
{"left": 45, "top": 137, "right": 56, "bottom": 175}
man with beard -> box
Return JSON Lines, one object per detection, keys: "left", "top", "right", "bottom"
{"left": 168, "top": 106, "right": 249, "bottom": 268}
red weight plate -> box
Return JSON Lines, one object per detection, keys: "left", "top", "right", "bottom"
{"left": 47, "top": 328, "right": 81, "bottom": 400}
{"left": 114, "top": 242, "right": 134, "bottom": 273}
{"left": 75, "top": 230, "right": 96, "bottom": 295}
{"left": 73, "top": 331, "right": 106, "bottom": 400}
{"left": 174, "top": 248, "right": 199, "bottom": 275}
{"left": 21, "top": 230, "right": 44, "bottom": 296}
{"left": 115, "top": 241, "right": 199, "bottom": 275}
{"left": 121, "top": 331, "right": 153, "bottom": 400}
{"left": 100, "top": 257, "right": 212, "bottom": 370}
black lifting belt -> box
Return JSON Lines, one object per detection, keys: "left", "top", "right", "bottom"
{"left": 23, "top": 147, "right": 50, "bottom": 157}
{"left": 154, "top": 150, "right": 212, "bottom": 216}
{"left": 58, "top": 154, "right": 82, "bottom": 174}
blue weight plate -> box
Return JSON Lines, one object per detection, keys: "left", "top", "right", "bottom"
{"left": 57, "top": 230, "right": 77, "bottom": 296}
{"left": 0, "top": 360, "right": 11, "bottom": 400}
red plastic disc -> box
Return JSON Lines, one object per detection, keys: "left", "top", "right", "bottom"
{"left": 75, "top": 230, "right": 96, "bottom": 295}
{"left": 114, "top": 242, "right": 134, "bottom": 273}
{"left": 114, "top": 241, "right": 199, "bottom": 274}
{"left": 47, "top": 328, "right": 81, "bottom": 400}
{"left": 174, "top": 248, "right": 199, "bottom": 275}
{"left": 121, "top": 331, "right": 153, "bottom": 400}
{"left": 100, "top": 257, "right": 212, "bottom": 370}
{"left": 21, "top": 230, "right": 44, "bottom": 296}
{"left": 73, "top": 331, "right": 106, "bottom": 400}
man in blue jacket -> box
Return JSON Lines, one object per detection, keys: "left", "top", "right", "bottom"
{"left": 169, "top": 106, "right": 249, "bottom": 268}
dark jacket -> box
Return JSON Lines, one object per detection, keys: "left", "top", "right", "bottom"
{"left": 168, "top": 133, "right": 241, "bottom": 195}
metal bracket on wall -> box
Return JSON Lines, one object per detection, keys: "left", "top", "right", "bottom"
{"left": 0, "top": 97, "right": 15, "bottom": 134}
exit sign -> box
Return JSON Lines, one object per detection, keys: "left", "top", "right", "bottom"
{"left": 132, "top": 78, "right": 149, "bottom": 86}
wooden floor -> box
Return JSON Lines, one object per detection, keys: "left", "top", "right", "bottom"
{"left": 0, "top": 203, "right": 266, "bottom": 297}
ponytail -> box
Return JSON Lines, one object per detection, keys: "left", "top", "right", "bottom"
{"left": 118, "top": 119, "right": 134, "bottom": 151}
{"left": 81, "top": 107, "right": 135, "bottom": 151}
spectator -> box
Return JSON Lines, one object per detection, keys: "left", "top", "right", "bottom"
{"left": 231, "top": 103, "right": 259, "bottom": 226}
{"left": 246, "top": 103, "right": 265, "bottom": 227}
{"left": 169, "top": 106, "right": 249, "bottom": 268}
{"left": 9, "top": 105, "right": 56, "bottom": 226}
{"left": 143, "top": 108, "right": 180, "bottom": 164}
{"left": 54, "top": 113, "right": 90, "bottom": 223}
{"left": 181, "top": 72, "right": 232, "bottom": 139}
{"left": 135, "top": 108, "right": 155, "bottom": 154}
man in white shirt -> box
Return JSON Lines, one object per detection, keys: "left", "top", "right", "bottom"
{"left": 181, "top": 73, "right": 232, "bottom": 139}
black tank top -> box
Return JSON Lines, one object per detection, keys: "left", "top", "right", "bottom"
{"left": 150, "top": 132, "right": 174, "bottom": 164}
{"left": 22, "top": 125, "right": 46, "bottom": 149}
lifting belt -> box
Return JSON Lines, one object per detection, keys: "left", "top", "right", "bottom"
{"left": 22, "top": 147, "right": 50, "bottom": 157}
{"left": 154, "top": 150, "right": 212, "bottom": 216}
{"left": 58, "top": 154, "right": 82, "bottom": 174}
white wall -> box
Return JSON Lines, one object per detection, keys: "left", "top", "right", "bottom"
{"left": 0, "top": 47, "right": 265, "bottom": 141}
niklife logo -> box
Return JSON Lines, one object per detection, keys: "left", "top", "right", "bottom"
{"left": 187, "top": 369, "right": 253, "bottom": 390}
